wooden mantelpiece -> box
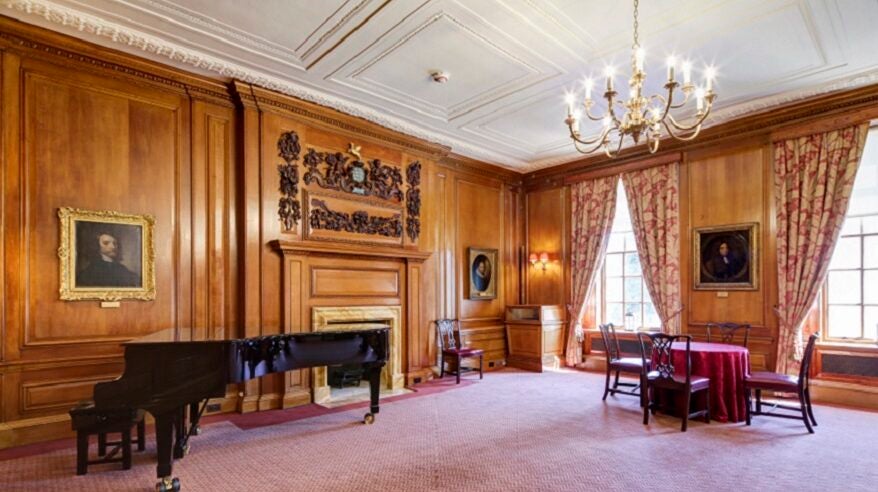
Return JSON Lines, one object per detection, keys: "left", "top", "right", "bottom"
{"left": 271, "top": 240, "right": 433, "bottom": 396}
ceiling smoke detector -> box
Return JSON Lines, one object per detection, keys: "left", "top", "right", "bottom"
{"left": 430, "top": 71, "right": 450, "bottom": 83}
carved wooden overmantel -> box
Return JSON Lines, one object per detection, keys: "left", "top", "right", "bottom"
{"left": 272, "top": 240, "right": 433, "bottom": 393}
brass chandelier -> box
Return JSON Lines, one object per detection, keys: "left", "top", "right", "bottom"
{"left": 564, "top": 0, "right": 717, "bottom": 157}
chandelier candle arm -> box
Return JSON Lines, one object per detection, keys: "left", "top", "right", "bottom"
{"left": 564, "top": 0, "right": 716, "bottom": 157}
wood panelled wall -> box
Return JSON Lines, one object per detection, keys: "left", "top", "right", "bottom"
{"left": 0, "top": 17, "right": 522, "bottom": 448}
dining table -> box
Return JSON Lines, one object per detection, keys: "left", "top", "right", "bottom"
{"left": 669, "top": 341, "right": 750, "bottom": 423}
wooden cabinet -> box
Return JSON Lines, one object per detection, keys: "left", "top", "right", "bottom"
{"left": 505, "top": 305, "right": 565, "bottom": 372}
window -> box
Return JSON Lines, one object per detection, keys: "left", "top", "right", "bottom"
{"left": 593, "top": 182, "right": 660, "bottom": 330}
{"left": 824, "top": 127, "right": 878, "bottom": 342}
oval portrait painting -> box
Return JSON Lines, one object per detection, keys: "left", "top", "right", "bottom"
{"left": 471, "top": 254, "right": 492, "bottom": 292}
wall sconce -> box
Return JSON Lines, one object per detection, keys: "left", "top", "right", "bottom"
{"left": 529, "top": 252, "right": 550, "bottom": 271}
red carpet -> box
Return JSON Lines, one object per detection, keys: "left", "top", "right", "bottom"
{"left": 1, "top": 369, "right": 876, "bottom": 491}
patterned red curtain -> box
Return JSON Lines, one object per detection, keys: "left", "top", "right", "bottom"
{"left": 774, "top": 123, "right": 869, "bottom": 374}
{"left": 622, "top": 162, "right": 683, "bottom": 334}
{"left": 567, "top": 175, "right": 618, "bottom": 366}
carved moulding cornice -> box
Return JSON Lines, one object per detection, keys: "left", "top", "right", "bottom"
{"left": 0, "top": 0, "right": 525, "bottom": 169}
{"left": 309, "top": 198, "right": 403, "bottom": 239}
{"left": 0, "top": 10, "right": 232, "bottom": 105}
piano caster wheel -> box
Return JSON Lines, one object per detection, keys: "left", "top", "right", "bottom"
{"left": 156, "top": 477, "right": 180, "bottom": 492}
{"left": 192, "top": 425, "right": 201, "bottom": 436}
{"left": 183, "top": 443, "right": 190, "bottom": 456}
{"left": 363, "top": 413, "right": 375, "bottom": 425}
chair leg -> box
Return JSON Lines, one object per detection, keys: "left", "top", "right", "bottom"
{"left": 122, "top": 428, "right": 132, "bottom": 470}
{"left": 805, "top": 388, "right": 817, "bottom": 426}
{"left": 456, "top": 355, "right": 461, "bottom": 385}
{"left": 681, "top": 392, "right": 691, "bottom": 432}
{"left": 137, "top": 419, "right": 146, "bottom": 451}
{"left": 756, "top": 389, "right": 762, "bottom": 413}
{"left": 704, "top": 390, "right": 711, "bottom": 423}
{"left": 613, "top": 370, "right": 621, "bottom": 389}
{"left": 639, "top": 373, "right": 647, "bottom": 408}
{"left": 479, "top": 354, "right": 483, "bottom": 379}
{"left": 602, "top": 365, "right": 611, "bottom": 401}
{"left": 642, "top": 385, "right": 650, "bottom": 425}
{"left": 76, "top": 432, "right": 88, "bottom": 476}
{"left": 97, "top": 432, "right": 107, "bottom": 457}
{"left": 439, "top": 353, "right": 445, "bottom": 379}
{"left": 799, "top": 390, "right": 814, "bottom": 434}
{"left": 745, "top": 388, "right": 752, "bottom": 426}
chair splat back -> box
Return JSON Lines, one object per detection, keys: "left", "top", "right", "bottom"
{"left": 706, "top": 322, "right": 751, "bottom": 348}
{"left": 436, "top": 319, "right": 458, "bottom": 351}
{"left": 639, "top": 333, "right": 692, "bottom": 383}
{"left": 598, "top": 323, "right": 623, "bottom": 361}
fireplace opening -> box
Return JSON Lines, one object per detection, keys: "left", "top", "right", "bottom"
{"left": 311, "top": 306, "right": 408, "bottom": 407}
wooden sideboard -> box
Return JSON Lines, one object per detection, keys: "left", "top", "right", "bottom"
{"left": 505, "top": 305, "right": 565, "bottom": 372}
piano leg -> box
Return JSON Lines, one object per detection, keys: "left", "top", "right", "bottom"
{"left": 173, "top": 407, "right": 188, "bottom": 459}
{"left": 364, "top": 364, "right": 382, "bottom": 425}
{"left": 154, "top": 413, "right": 181, "bottom": 492}
{"left": 189, "top": 401, "right": 201, "bottom": 435}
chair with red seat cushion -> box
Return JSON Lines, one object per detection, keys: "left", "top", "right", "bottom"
{"left": 598, "top": 323, "right": 648, "bottom": 406}
{"left": 436, "top": 319, "right": 484, "bottom": 384}
{"left": 638, "top": 332, "right": 711, "bottom": 432}
{"left": 745, "top": 333, "right": 818, "bottom": 433}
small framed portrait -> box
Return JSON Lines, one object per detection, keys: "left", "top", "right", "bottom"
{"left": 693, "top": 223, "right": 758, "bottom": 291}
{"left": 58, "top": 207, "right": 156, "bottom": 301}
{"left": 468, "top": 247, "right": 498, "bottom": 300}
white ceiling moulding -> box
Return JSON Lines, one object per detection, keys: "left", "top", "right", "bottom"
{"left": 0, "top": 0, "right": 526, "bottom": 170}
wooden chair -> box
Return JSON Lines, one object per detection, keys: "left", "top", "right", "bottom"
{"left": 436, "top": 319, "right": 484, "bottom": 384}
{"left": 745, "top": 333, "right": 818, "bottom": 433}
{"left": 598, "top": 323, "right": 648, "bottom": 406}
{"left": 638, "top": 333, "right": 711, "bottom": 432}
{"left": 706, "top": 322, "right": 751, "bottom": 349}
{"left": 69, "top": 403, "right": 146, "bottom": 475}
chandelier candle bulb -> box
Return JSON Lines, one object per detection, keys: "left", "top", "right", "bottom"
{"left": 605, "top": 66, "right": 615, "bottom": 91}
{"left": 584, "top": 78, "right": 593, "bottom": 101}
{"left": 667, "top": 56, "right": 676, "bottom": 81}
{"left": 682, "top": 61, "right": 692, "bottom": 85}
{"left": 565, "top": 93, "right": 574, "bottom": 117}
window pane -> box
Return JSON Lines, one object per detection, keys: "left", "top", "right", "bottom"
{"left": 624, "top": 252, "right": 642, "bottom": 275}
{"left": 606, "top": 303, "right": 624, "bottom": 326}
{"left": 623, "top": 232, "right": 637, "bottom": 252}
{"left": 624, "top": 303, "right": 642, "bottom": 330}
{"left": 865, "top": 270, "right": 878, "bottom": 304}
{"left": 606, "top": 277, "right": 623, "bottom": 302}
{"left": 624, "top": 277, "right": 643, "bottom": 302}
{"left": 862, "top": 216, "right": 878, "bottom": 234}
{"left": 828, "top": 237, "right": 861, "bottom": 270}
{"left": 644, "top": 302, "right": 660, "bottom": 328}
{"left": 864, "top": 306, "right": 878, "bottom": 341}
{"left": 840, "top": 217, "right": 860, "bottom": 236}
{"left": 827, "top": 271, "right": 861, "bottom": 304}
{"left": 607, "top": 232, "right": 624, "bottom": 253}
{"left": 605, "top": 254, "right": 623, "bottom": 277}
{"left": 827, "top": 305, "right": 861, "bottom": 339}
{"left": 865, "top": 236, "right": 878, "bottom": 268}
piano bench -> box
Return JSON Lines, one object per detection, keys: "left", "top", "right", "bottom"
{"left": 69, "top": 403, "right": 146, "bottom": 476}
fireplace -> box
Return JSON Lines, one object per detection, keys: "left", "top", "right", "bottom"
{"left": 310, "top": 306, "right": 404, "bottom": 404}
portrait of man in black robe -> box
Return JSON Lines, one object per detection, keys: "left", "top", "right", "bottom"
{"left": 696, "top": 225, "right": 755, "bottom": 289}
{"left": 75, "top": 224, "right": 142, "bottom": 288}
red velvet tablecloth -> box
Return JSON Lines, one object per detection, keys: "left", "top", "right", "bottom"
{"left": 670, "top": 342, "right": 750, "bottom": 423}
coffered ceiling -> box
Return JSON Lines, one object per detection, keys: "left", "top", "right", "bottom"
{"left": 3, "top": 0, "right": 877, "bottom": 171}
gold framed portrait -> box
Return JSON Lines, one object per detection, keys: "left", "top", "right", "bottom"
{"left": 468, "top": 247, "right": 498, "bottom": 300}
{"left": 693, "top": 222, "right": 759, "bottom": 291}
{"left": 58, "top": 207, "right": 156, "bottom": 301}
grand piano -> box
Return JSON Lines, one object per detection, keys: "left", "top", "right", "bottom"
{"left": 86, "top": 327, "right": 389, "bottom": 491}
